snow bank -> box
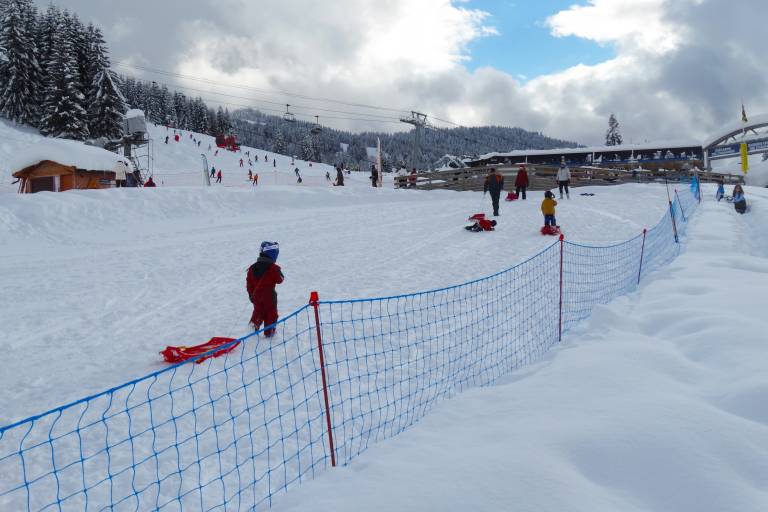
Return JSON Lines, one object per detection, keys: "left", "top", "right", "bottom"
{"left": 271, "top": 186, "right": 768, "bottom": 512}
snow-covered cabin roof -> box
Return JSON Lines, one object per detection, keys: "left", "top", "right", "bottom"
{"left": 125, "top": 109, "right": 145, "bottom": 119}
{"left": 9, "top": 137, "right": 129, "bottom": 173}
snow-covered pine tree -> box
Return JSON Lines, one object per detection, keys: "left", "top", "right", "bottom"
{"left": 88, "top": 69, "right": 126, "bottom": 139}
{"left": 70, "top": 14, "right": 91, "bottom": 99}
{"left": 39, "top": 10, "right": 89, "bottom": 140}
{"left": 172, "top": 91, "right": 187, "bottom": 129}
{"left": 145, "top": 80, "right": 162, "bottom": 123}
{"left": 86, "top": 21, "right": 126, "bottom": 138}
{"left": 0, "top": 0, "right": 40, "bottom": 125}
{"left": 273, "top": 130, "right": 286, "bottom": 154}
{"left": 299, "top": 133, "right": 317, "bottom": 161}
{"left": 215, "top": 106, "right": 226, "bottom": 134}
{"left": 605, "top": 113, "right": 623, "bottom": 146}
{"left": 35, "top": 4, "right": 61, "bottom": 107}
{"left": 162, "top": 87, "right": 177, "bottom": 127}
{"left": 83, "top": 24, "right": 108, "bottom": 105}
{"left": 120, "top": 75, "right": 137, "bottom": 108}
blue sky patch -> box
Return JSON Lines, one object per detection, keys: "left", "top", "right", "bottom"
{"left": 464, "top": 0, "right": 615, "bottom": 81}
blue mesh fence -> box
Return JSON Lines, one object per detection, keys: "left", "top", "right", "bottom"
{"left": 0, "top": 187, "right": 698, "bottom": 510}
{"left": 0, "top": 307, "right": 331, "bottom": 511}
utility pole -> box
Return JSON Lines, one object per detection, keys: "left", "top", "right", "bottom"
{"left": 400, "top": 111, "right": 427, "bottom": 170}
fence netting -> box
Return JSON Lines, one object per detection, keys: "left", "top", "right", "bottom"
{"left": 0, "top": 187, "right": 698, "bottom": 511}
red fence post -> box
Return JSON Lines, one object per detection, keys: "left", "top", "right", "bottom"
{"left": 309, "top": 291, "right": 337, "bottom": 468}
{"left": 558, "top": 234, "right": 564, "bottom": 342}
{"left": 637, "top": 228, "right": 647, "bottom": 285}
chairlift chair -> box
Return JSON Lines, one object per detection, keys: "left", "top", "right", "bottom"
{"left": 310, "top": 115, "right": 322, "bottom": 135}
{"left": 283, "top": 104, "right": 296, "bottom": 123}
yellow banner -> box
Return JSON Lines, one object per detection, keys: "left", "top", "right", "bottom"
{"left": 741, "top": 143, "right": 749, "bottom": 174}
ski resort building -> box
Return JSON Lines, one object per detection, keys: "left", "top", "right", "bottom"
{"left": 10, "top": 138, "right": 126, "bottom": 193}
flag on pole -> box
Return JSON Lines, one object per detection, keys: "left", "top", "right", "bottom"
{"left": 741, "top": 104, "right": 748, "bottom": 124}
{"left": 740, "top": 143, "right": 749, "bottom": 174}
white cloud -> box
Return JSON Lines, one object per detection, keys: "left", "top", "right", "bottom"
{"left": 546, "top": 0, "right": 682, "bottom": 54}
{"left": 42, "top": 0, "right": 768, "bottom": 146}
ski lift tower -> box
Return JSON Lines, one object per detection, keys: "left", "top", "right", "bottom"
{"left": 400, "top": 111, "right": 427, "bottom": 170}
{"left": 283, "top": 104, "right": 296, "bottom": 123}
{"left": 104, "top": 109, "right": 152, "bottom": 185}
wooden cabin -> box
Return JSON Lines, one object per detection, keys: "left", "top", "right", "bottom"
{"left": 12, "top": 160, "right": 116, "bottom": 194}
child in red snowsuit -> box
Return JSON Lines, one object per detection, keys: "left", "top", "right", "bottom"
{"left": 465, "top": 218, "right": 497, "bottom": 232}
{"left": 246, "top": 242, "right": 284, "bottom": 337}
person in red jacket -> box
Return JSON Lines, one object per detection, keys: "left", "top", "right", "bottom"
{"left": 216, "top": 169, "right": 222, "bottom": 183}
{"left": 144, "top": 176, "right": 156, "bottom": 187}
{"left": 514, "top": 164, "right": 529, "bottom": 200}
{"left": 246, "top": 242, "right": 284, "bottom": 337}
{"left": 465, "top": 218, "right": 497, "bottom": 232}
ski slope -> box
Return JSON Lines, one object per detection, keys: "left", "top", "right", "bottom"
{"left": 272, "top": 186, "right": 768, "bottom": 512}
{"left": 0, "top": 180, "right": 675, "bottom": 425}
{"left": 0, "top": 118, "right": 371, "bottom": 193}
{"left": 1, "top": 117, "right": 765, "bottom": 510}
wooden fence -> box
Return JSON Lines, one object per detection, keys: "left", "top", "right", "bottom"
{"left": 394, "top": 165, "right": 743, "bottom": 192}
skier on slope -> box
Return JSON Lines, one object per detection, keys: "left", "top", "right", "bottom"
{"left": 246, "top": 242, "right": 284, "bottom": 337}
{"left": 483, "top": 167, "right": 504, "bottom": 217}
{"left": 210, "top": 166, "right": 216, "bottom": 178}
{"left": 216, "top": 169, "right": 222, "bottom": 183}
{"left": 370, "top": 164, "right": 379, "bottom": 187}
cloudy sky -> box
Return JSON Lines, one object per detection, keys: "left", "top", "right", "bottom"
{"left": 39, "top": 0, "right": 768, "bottom": 145}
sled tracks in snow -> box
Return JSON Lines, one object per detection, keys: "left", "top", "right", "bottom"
{"left": 0, "top": 188, "right": 700, "bottom": 511}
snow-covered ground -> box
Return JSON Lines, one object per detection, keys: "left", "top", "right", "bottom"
{"left": 0, "top": 118, "right": 370, "bottom": 193}
{"left": 0, "top": 182, "right": 672, "bottom": 425}
{"left": 2, "top": 116, "right": 765, "bottom": 510}
{"left": 272, "top": 185, "right": 768, "bottom": 512}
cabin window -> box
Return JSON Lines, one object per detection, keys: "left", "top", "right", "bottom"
{"left": 30, "top": 176, "right": 55, "bottom": 193}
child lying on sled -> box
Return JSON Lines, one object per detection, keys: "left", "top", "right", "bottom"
{"left": 465, "top": 218, "right": 497, "bottom": 232}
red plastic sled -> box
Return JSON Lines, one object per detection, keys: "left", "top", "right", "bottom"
{"left": 541, "top": 225, "right": 562, "bottom": 236}
{"left": 505, "top": 192, "right": 518, "bottom": 201}
{"left": 160, "top": 337, "right": 240, "bottom": 364}
{"left": 468, "top": 213, "right": 486, "bottom": 221}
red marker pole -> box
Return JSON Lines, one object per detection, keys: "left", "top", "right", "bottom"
{"left": 309, "top": 291, "right": 336, "bottom": 467}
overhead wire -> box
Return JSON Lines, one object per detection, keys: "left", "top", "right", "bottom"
{"left": 113, "top": 60, "right": 545, "bottom": 159}
{"left": 113, "top": 61, "right": 411, "bottom": 115}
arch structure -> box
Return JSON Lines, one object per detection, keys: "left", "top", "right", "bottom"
{"left": 703, "top": 113, "right": 768, "bottom": 167}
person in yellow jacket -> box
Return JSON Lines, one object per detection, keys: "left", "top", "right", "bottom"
{"left": 541, "top": 190, "right": 558, "bottom": 227}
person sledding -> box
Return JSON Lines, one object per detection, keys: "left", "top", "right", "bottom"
{"left": 246, "top": 242, "right": 284, "bottom": 337}
{"left": 483, "top": 167, "right": 504, "bottom": 216}
{"left": 729, "top": 184, "right": 747, "bottom": 214}
{"left": 465, "top": 215, "right": 497, "bottom": 232}
{"left": 540, "top": 190, "right": 561, "bottom": 235}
